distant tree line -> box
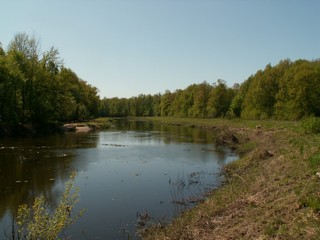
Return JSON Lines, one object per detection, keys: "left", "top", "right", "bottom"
{"left": 100, "top": 80, "right": 236, "bottom": 118}
{"left": 2, "top": 33, "right": 320, "bottom": 128}
{"left": 101, "top": 58, "right": 320, "bottom": 120}
{"left": 0, "top": 33, "right": 100, "bottom": 127}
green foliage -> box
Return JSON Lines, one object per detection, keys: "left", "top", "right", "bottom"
{"left": 99, "top": 58, "right": 320, "bottom": 121}
{"left": 99, "top": 59, "right": 320, "bottom": 121}
{"left": 16, "top": 172, "right": 84, "bottom": 240}
{"left": 275, "top": 60, "right": 320, "bottom": 119}
{"left": 241, "top": 61, "right": 290, "bottom": 119}
{"left": 300, "top": 194, "right": 320, "bottom": 213}
{"left": 0, "top": 33, "right": 100, "bottom": 128}
{"left": 299, "top": 151, "right": 320, "bottom": 220}
{"left": 302, "top": 117, "right": 320, "bottom": 134}
{"left": 3, "top": 33, "right": 320, "bottom": 123}
{"left": 238, "top": 59, "right": 320, "bottom": 120}
{"left": 99, "top": 80, "right": 236, "bottom": 119}
{"left": 307, "top": 152, "right": 320, "bottom": 172}
{"left": 207, "top": 80, "right": 234, "bottom": 118}
{"left": 190, "top": 81, "right": 210, "bottom": 118}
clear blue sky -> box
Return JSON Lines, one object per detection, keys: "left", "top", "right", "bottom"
{"left": 1, "top": 0, "right": 320, "bottom": 98}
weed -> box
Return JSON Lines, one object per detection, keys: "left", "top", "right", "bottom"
{"left": 14, "top": 172, "right": 84, "bottom": 240}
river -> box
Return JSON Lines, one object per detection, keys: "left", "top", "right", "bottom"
{"left": 0, "top": 119, "right": 238, "bottom": 239}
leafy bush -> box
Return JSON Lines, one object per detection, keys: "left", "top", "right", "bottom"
{"left": 302, "top": 116, "right": 320, "bottom": 134}
{"left": 16, "top": 172, "right": 84, "bottom": 240}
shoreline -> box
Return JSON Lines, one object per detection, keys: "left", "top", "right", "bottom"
{"left": 139, "top": 117, "right": 320, "bottom": 239}
{"left": 0, "top": 119, "right": 111, "bottom": 137}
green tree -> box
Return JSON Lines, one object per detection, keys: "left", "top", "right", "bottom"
{"left": 207, "top": 80, "right": 233, "bottom": 118}
{"left": 0, "top": 49, "right": 24, "bottom": 125}
{"left": 0, "top": 33, "right": 101, "bottom": 128}
{"left": 41, "top": 47, "right": 63, "bottom": 76}
{"left": 190, "top": 81, "right": 211, "bottom": 118}
{"left": 229, "top": 82, "right": 243, "bottom": 117}
{"left": 7, "top": 33, "right": 41, "bottom": 123}
{"left": 169, "top": 84, "right": 196, "bottom": 117}
{"left": 241, "top": 60, "right": 291, "bottom": 119}
{"left": 152, "top": 93, "right": 162, "bottom": 116}
{"left": 56, "top": 68, "right": 100, "bottom": 121}
{"left": 171, "top": 89, "right": 186, "bottom": 117}
{"left": 275, "top": 60, "right": 320, "bottom": 119}
{"left": 160, "top": 90, "right": 175, "bottom": 116}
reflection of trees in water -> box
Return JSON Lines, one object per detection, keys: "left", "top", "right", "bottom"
{"left": 110, "top": 119, "right": 154, "bottom": 132}
{"left": 110, "top": 119, "right": 216, "bottom": 144}
{"left": 0, "top": 148, "right": 74, "bottom": 220}
{"left": 0, "top": 132, "right": 98, "bottom": 220}
{"left": 155, "top": 124, "right": 215, "bottom": 144}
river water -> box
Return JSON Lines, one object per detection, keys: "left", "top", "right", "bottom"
{"left": 0, "top": 120, "right": 238, "bottom": 239}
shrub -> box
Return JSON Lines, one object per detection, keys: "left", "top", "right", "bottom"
{"left": 16, "top": 172, "right": 84, "bottom": 240}
{"left": 302, "top": 116, "right": 320, "bottom": 134}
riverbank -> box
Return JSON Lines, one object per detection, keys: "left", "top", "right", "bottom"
{"left": 140, "top": 117, "right": 320, "bottom": 239}
{"left": 0, "top": 118, "right": 111, "bottom": 137}
{"left": 63, "top": 118, "right": 112, "bottom": 133}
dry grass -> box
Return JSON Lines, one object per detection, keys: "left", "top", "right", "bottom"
{"left": 140, "top": 118, "right": 320, "bottom": 240}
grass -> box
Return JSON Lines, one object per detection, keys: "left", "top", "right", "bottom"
{"left": 308, "top": 153, "right": 320, "bottom": 173}
{"left": 139, "top": 117, "right": 320, "bottom": 240}
{"left": 67, "top": 117, "right": 112, "bottom": 130}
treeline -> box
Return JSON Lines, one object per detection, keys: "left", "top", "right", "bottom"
{"left": 0, "top": 33, "right": 100, "bottom": 127}
{"left": 239, "top": 59, "right": 320, "bottom": 120}
{"left": 2, "top": 33, "right": 320, "bottom": 128}
{"left": 100, "top": 80, "right": 235, "bottom": 118}
{"left": 101, "top": 58, "right": 320, "bottom": 120}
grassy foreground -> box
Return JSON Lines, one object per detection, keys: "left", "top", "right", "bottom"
{"left": 139, "top": 117, "right": 320, "bottom": 239}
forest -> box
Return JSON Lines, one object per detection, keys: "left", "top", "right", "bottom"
{"left": 101, "top": 59, "right": 320, "bottom": 120}
{"left": 0, "top": 33, "right": 100, "bottom": 128}
{"left": 1, "top": 33, "right": 320, "bottom": 131}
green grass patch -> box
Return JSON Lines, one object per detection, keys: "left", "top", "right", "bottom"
{"left": 87, "top": 118, "right": 112, "bottom": 129}
{"left": 308, "top": 152, "right": 320, "bottom": 173}
{"left": 237, "top": 141, "right": 257, "bottom": 155}
{"left": 300, "top": 195, "right": 320, "bottom": 213}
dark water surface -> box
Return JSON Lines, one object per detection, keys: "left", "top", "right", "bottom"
{"left": 0, "top": 120, "right": 238, "bottom": 239}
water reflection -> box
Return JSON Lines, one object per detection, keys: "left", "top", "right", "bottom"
{"left": 0, "top": 133, "right": 98, "bottom": 219}
{"left": 109, "top": 119, "right": 216, "bottom": 144}
{"left": 0, "top": 120, "right": 238, "bottom": 239}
